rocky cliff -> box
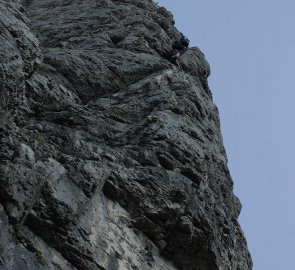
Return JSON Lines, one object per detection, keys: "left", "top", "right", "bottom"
{"left": 0, "top": 0, "right": 252, "bottom": 269}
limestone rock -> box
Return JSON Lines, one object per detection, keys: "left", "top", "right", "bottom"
{"left": 0, "top": 0, "right": 252, "bottom": 269}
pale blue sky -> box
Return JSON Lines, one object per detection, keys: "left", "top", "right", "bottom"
{"left": 156, "top": 1, "right": 295, "bottom": 269}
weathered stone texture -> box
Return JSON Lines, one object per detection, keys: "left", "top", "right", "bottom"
{"left": 0, "top": 0, "right": 252, "bottom": 269}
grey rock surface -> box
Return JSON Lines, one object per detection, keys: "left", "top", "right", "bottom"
{"left": 0, "top": 0, "right": 252, "bottom": 269}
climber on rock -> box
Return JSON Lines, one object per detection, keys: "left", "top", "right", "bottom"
{"left": 170, "top": 33, "right": 190, "bottom": 61}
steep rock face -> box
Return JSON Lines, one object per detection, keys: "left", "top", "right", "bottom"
{"left": 0, "top": 0, "right": 252, "bottom": 270}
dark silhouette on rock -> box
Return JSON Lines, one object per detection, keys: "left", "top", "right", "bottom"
{"left": 170, "top": 34, "right": 190, "bottom": 66}
{"left": 0, "top": 0, "right": 252, "bottom": 269}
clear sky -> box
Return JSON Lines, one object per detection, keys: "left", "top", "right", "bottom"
{"left": 156, "top": 1, "right": 295, "bottom": 269}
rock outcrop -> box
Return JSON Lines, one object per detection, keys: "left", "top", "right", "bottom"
{"left": 0, "top": 0, "right": 252, "bottom": 269}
